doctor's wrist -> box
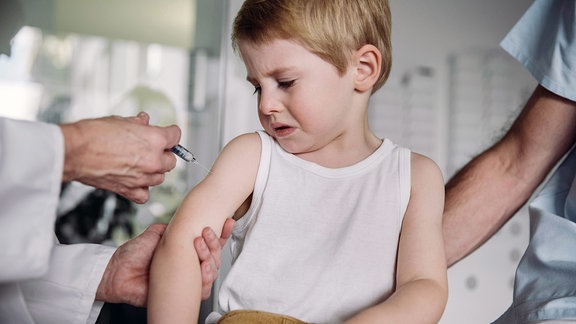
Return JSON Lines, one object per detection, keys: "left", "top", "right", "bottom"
{"left": 59, "top": 121, "right": 85, "bottom": 183}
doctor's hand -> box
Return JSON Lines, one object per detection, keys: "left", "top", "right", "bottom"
{"left": 194, "top": 217, "right": 236, "bottom": 299}
{"left": 96, "top": 219, "right": 235, "bottom": 306}
{"left": 59, "top": 112, "right": 181, "bottom": 204}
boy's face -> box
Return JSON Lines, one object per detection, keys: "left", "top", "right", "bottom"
{"left": 239, "top": 38, "right": 358, "bottom": 157}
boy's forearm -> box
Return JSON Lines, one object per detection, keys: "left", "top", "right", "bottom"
{"left": 148, "top": 240, "right": 203, "bottom": 323}
{"left": 344, "top": 278, "right": 447, "bottom": 323}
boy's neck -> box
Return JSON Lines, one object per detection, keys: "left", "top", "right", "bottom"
{"left": 295, "top": 131, "right": 383, "bottom": 168}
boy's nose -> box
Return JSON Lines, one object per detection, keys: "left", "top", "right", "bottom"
{"left": 258, "top": 91, "right": 282, "bottom": 115}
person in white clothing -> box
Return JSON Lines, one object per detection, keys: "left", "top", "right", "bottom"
{"left": 148, "top": 0, "right": 447, "bottom": 323}
{"left": 0, "top": 1, "right": 233, "bottom": 322}
{"left": 0, "top": 114, "right": 234, "bottom": 324}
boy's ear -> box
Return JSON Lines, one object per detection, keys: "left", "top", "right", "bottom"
{"left": 353, "top": 44, "right": 382, "bottom": 92}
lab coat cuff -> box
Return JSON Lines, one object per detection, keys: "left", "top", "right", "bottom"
{"left": 19, "top": 243, "right": 116, "bottom": 324}
{"left": 86, "top": 245, "right": 115, "bottom": 324}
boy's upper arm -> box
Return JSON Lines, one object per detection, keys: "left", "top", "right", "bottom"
{"left": 165, "top": 132, "right": 262, "bottom": 239}
{"left": 396, "top": 152, "right": 446, "bottom": 287}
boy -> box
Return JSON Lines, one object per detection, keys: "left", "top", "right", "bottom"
{"left": 148, "top": 0, "right": 447, "bottom": 323}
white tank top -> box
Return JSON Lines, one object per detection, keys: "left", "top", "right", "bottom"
{"left": 217, "top": 131, "right": 411, "bottom": 323}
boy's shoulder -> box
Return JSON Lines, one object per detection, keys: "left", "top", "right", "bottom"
{"left": 224, "top": 132, "right": 262, "bottom": 150}
{"left": 410, "top": 152, "right": 444, "bottom": 186}
{"left": 217, "top": 132, "right": 263, "bottom": 166}
{"left": 410, "top": 151, "right": 438, "bottom": 167}
{"left": 207, "top": 132, "right": 263, "bottom": 191}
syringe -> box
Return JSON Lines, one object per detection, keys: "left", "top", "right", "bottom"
{"left": 171, "top": 144, "right": 196, "bottom": 163}
{"left": 170, "top": 144, "right": 213, "bottom": 174}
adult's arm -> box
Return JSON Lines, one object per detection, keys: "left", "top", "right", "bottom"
{"left": 16, "top": 217, "right": 234, "bottom": 324}
{"left": 0, "top": 118, "right": 63, "bottom": 282}
{"left": 18, "top": 243, "right": 115, "bottom": 324}
{"left": 443, "top": 85, "right": 576, "bottom": 266}
{"left": 0, "top": 112, "right": 180, "bottom": 282}
{"left": 0, "top": 114, "right": 231, "bottom": 323}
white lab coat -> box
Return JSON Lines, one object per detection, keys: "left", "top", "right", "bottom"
{"left": 0, "top": 117, "right": 115, "bottom": 324}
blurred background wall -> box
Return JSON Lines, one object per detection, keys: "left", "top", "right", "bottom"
{"left": 0, "top": 0, "right": 537, "bottom": 323}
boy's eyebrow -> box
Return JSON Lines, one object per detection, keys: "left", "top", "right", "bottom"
{"left": 246, "top": 67, "right": 295, "bottom": 83}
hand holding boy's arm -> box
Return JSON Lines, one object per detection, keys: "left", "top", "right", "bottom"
{"left": 195, "top": 218, "right": 236, "bottom": 299}
{"left": 345, "top": 154, "right": 447, "bottom": 323}
{"left": 95, "top": 219, "right": 234, "bottom": 306}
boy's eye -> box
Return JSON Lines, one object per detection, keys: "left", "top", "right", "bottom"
{"left": 278, "top": 80, "right": 295, "bottom": 89}
{"left": 252, "top": 85, "right": 261, "bottom": 95}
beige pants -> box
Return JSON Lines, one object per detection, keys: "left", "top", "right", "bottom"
{"left": 217, "top": 310, "right": 308, "bottom": 324}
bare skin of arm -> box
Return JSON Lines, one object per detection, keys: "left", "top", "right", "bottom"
{"left": 95, "top": 219, "right": 235, "bottom": 306}
{"left": 443, "top": 85, "right": 576, "bottom": 266}
{"left": 346, "top": 153, "right": 448, "bottom": 323}
{"left": 59, "top": 112, "right": 237, "bottom": 305}
{"left": 148, "top": 133, "right": 260, "bottom": 323}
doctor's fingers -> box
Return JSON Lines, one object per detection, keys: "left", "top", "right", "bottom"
{"left": 121, "top": 186, "right": 151, "bottom": 204}
{"left": 129, "top": 150, "right": 177, "bottom": 176}
{"left": 195, "top": 230, "right": 223, "bottom": 268}
{"left": 121, "top": 171, "right": 173, "bottom": 203}
{"left": 195, "top": 236, "right": 219, "bottom": 300}
{"left": 200, "top": 259, "right": 217, "bottom": 300}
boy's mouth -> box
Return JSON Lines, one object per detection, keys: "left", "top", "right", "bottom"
{"left": 271, "top": 123, "right": 295, "bottom": 137}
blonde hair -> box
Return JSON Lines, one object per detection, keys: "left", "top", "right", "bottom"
{"left": 232, "top": 0, "right": 392, "bottom": 92}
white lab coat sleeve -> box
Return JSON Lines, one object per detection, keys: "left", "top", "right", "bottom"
{"left": 0, "top": 117, "right": 63, "bottom": 282}
{"left": 20, "top": 243, "right": 116, "bottom": 324}
{"left": 0, "top": 117, "right": 115, "bottom": 323}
